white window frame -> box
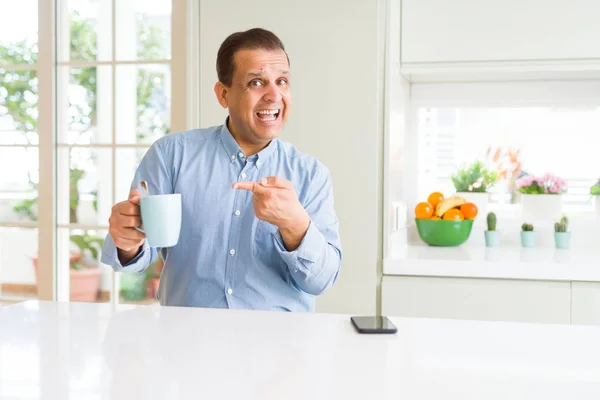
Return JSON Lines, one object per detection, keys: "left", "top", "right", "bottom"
{"left": 0, "top": 0, "right": 199, "bottom": 302}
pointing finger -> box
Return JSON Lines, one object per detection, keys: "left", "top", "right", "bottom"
{"left": 232, "top": 182, "right": 267, "bottom": 194}
{"left": 260, "top": 176, "right": 292, "bottom": 189}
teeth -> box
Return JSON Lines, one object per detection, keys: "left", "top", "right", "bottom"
{"left": 257, "top": 109, "right": 278, "bottom": 115}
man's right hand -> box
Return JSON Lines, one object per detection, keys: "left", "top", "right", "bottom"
{"left": 108, "top": 189, "right": 146, "bottom": 265}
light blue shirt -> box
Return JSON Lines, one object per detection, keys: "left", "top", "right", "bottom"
{"left": 101, "top": 121, "right": 342, "bottom": 312}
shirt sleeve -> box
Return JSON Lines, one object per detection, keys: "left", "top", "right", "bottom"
{"left": 273, "top": 164, "right": 342, "bottom": 296}
{"left": 101, "top": 233, "right": 158, "bottom": 273}
{"left": 100, "top": 139, "right": 172, "bottom": 273}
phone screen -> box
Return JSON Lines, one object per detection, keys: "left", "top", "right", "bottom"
{"left": 351, "top": 316, "right": 397, "bottom": 333}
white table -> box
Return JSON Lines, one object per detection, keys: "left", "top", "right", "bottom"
{"left": 1, "top": 301, "right": 600, "bottom": 399}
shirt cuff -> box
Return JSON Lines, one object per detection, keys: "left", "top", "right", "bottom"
{"left": 101, "top": 234, "right": 151, "bottom": 272}
{"left": 273, "top": 221, "right": 322, "bottom": 268}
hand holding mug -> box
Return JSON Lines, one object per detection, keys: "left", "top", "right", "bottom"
{"left": 108, "top": 189, "right": 146, "bottom": 260}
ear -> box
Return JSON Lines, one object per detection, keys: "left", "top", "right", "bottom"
{"left": 214, "top": 82, "right": 229, "bottom": 108}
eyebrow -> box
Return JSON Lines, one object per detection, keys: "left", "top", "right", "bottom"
{"left": 247, "top": 70, "right": 290, "bottom": 78}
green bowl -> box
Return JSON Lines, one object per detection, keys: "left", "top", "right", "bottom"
{"left": 415, "top": 218, "right": 474, "bottom": 246}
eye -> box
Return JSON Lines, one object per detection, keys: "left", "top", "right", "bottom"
{"left": 249, "top": 79, "right": 264, "bottom": 87}
{"left": 276, "top": 78, "right": 288, "bottom": 85}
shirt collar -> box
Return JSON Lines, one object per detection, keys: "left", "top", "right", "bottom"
{"left": 219, "top": 118, "right": 278, "bottom": 166}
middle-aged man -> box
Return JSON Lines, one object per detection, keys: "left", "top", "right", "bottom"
{"left": 101, "top": 28, "right": 342, "bottom": 312}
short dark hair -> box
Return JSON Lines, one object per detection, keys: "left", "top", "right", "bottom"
{"left": 216, "top": 28, "right": 289, "bottom": 87}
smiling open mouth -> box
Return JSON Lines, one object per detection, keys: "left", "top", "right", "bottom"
{"left": 256, "top": 109, "right": 280, "bottom": 122}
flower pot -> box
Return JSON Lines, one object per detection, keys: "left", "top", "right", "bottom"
{"left": 70, "top": 267, "right": 101, "bottom": 302}
{"left": 32, "top": 253, "right": 82, "bottom": 280}
{"left": 521, "top": 194, "right": 562, "bottom": 221}
{"left": 554, "top": 232, "right": 571, "bottom": 249}
{"left": 520, "top": 231, "right": 536, "bottom": 248}
{"left": 31, "top": 254, "right": 100, "bottom": 302}
{"left": 484, "top": 230, "right": 500, "bottom": 247}
{"left": 455, "top": 191, "right": 489, "bottom": 216}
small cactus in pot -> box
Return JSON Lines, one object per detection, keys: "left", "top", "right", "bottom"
{"left": 554, "top": 215, "right": 571, "bottom": 249}
{"left": 484, "top": 212, "right": 500, "bottom": 247}
{"left": 521, "top": 223, "right": 534, "bottom": 231}
{"left": 520, "top": 222, "right": 536, "bottom": 248}
{"left": 487, "top": 212, "right": 496, "bottom": 231}
{"left": 554, "top": 216, "right": 569, "bottom": 232}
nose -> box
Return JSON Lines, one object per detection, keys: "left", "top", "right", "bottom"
{"left": 263, "top": 83, "right": 282, "bottom": 103}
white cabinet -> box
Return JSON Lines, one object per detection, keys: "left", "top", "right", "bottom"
{"left": 382, "top": 276, "right": 571, "bottom": 324}
{"left": 401, "top": 0, "right": 600, "bottom": 64}
{"left": 571, "top": 282, "right": 600, "bottom": 326}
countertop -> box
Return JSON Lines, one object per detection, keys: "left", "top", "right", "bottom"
{"left": 1, "top": 301, "right": 600, "bottom": 399}
{"left": 384, "top": 245, "right": 600, "bottom": 282}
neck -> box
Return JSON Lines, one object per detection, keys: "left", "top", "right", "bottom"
{"left": 227, "top": 118, "right": 270, "bottom": 157}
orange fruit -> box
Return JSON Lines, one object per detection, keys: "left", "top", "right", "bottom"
{"left": 460, "top": 203, "right": 478, "bottom": 220}
{"left": 414, "top": 202, "right": 433, "bottom": 219}
{"left": 427, "top": 192, "right": 444, "bottom": 208}
{"left": 430, "top": 216, "right": 441, "bottom": 220}
{"left": 442, "top": 208, "right": 464, "bottom": 221}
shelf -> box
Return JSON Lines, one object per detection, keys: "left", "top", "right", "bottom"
{"left": 383, "top": 245, "right": 600, "bottom": 282}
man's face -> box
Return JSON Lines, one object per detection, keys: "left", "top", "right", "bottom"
{"left": 215, "top": 48, "right": 291, "bottom": 148}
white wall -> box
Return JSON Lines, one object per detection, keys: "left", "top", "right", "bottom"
{"left": 198, "top": 0, "right": 386, "bottom": 314}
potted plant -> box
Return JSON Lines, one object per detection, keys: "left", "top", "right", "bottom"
{"left": 591, "top": 178, "right": 600, "bottom": 218}
{"left": 484, "top": 212, "right": 500, "bottom": 247}
{"left": 30, "top": 232, "right": 104, "bottom": 301}
{"left": 14, "top": 168, "right": 104, "bottom": 301}
{"left": 66, "top": 233, "right": 104, "bottom": 301}
{"left": 516, "top": 173, "right": 567, "bottom": 221}
{"left": 120, "top": 273, "right": 147, "bottom": 302}
{"left": 451, "top": 160, "right": 498, "bottom": 215}
{"left": 520, "top": 223, "right": 536, "bottom": 248}
{"left": 554, "top": 216, "right": 571, "bottom": 249}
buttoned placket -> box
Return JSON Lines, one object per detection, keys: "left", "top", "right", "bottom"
{"left": 224, "top": 150, "right": 253, "bottom": 306}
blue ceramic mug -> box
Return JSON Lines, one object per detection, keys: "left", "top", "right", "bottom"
{"left": 136, "top": 194, "right": 181, "bottom": 248}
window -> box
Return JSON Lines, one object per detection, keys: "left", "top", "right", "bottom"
{"left": 405, "top": 80, "right": 600, "bottom": 213}
{"left": 416, "top": 106, "right": 599, "bottom": 210}
{"left": 385, "top": 79, "right": 600, "bottom": 255}
{"left": 0, "top": 0, "right": 193, "bottom": 304}
{"left": 0, "top": 0, "right": 40, "bottom": 301}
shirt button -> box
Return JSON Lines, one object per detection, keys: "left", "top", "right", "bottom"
{"left": 241, "top": 172, "right": 247, "bottom": 179}
{"left": 238, "top": 152, "right": 244, "bottom": 158}
{"left": 230, "top": 154, "right": 236, "bottom": 160}
{"left": 256, "top": 160, "right": 262, "bottom": 167}
{"left": 229, "top": 249, "right": 236, "bottom": 255}
{"left": 234, "top": 210, "right": 241, "bottom": 216}
{"left": 227, "top": 288, "right": 233, "bottom": 295}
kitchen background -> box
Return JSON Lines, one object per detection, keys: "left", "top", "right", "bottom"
{"left": 0, "top": 0, "right": 599, "bottom": 320}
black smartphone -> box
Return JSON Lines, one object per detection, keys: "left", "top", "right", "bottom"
{"left": 350, "top": 316, "right": 397, "bottom": 334}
